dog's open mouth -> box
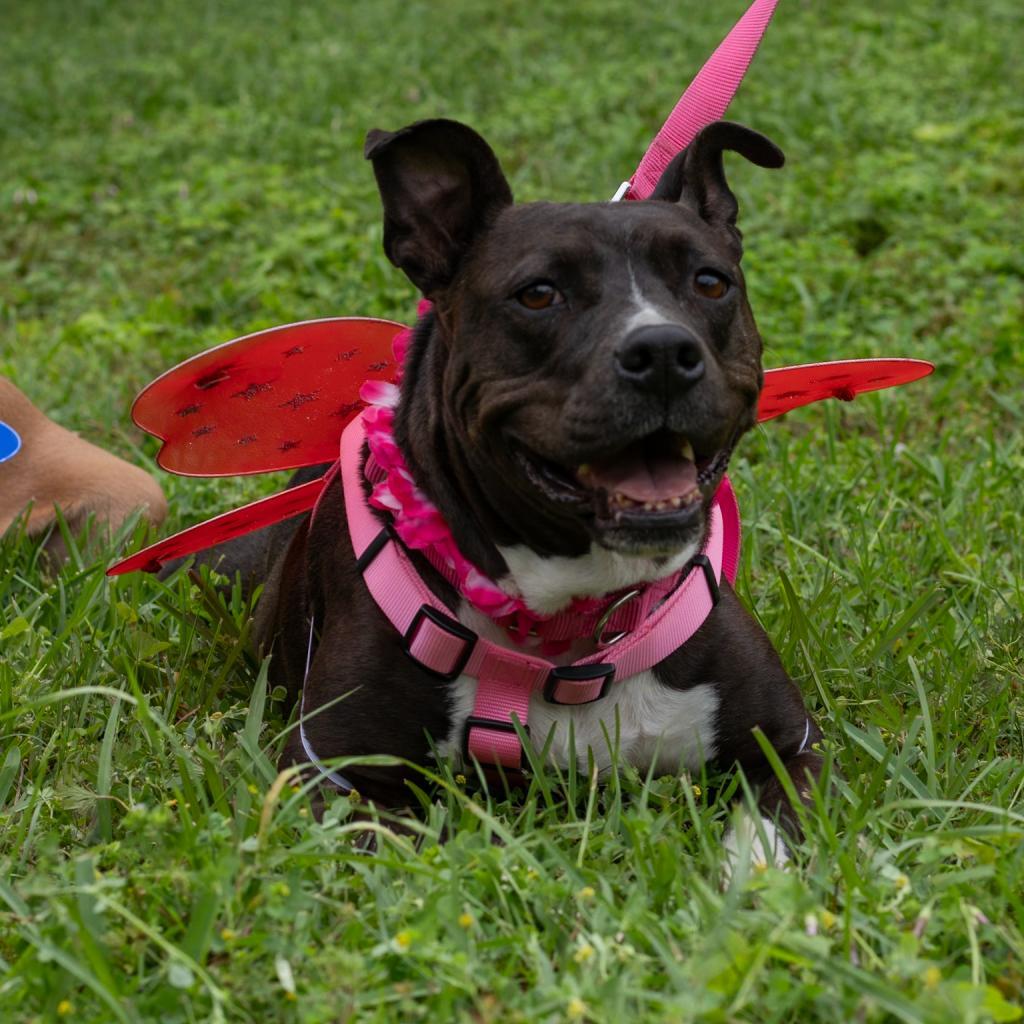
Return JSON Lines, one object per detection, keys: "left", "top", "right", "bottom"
{"left": 515, "top": 429, "right": 733, "bottom": 531}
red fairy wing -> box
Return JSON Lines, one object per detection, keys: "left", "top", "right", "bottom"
{"left": 134, "top": 317, "right": 406, "bottom": 477}
{"left": 107, "top": 477, "right": 326, "bottom": 576}
{"left": 758, "top": 358, "right": 934, "bottom": 422}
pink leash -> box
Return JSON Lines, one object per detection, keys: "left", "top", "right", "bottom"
{"left": 333, "top": 414, "right": 740, "bottom": 772}
{"left": 617, "top": 0, "right": 779, "bottom": 201}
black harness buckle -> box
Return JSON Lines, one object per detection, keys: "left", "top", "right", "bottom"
{"left": 690, "top": 553, "right": 721, "bottom": 606}
{"left": 543, "top": 664, "right": 616, "bottom": 706}
{"left": 403, "top": 604, "right": 477, "bottom": 681}
{"left": 355, "top": 526, "right": 394, "bottom": 574}
{"left": 461, "top": 715, "right": 529, "bottom": 766}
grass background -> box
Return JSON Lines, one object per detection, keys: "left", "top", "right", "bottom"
{"left": 1, "top": 0, "right": 1022, "bottom": 1020}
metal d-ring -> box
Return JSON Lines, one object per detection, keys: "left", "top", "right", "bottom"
{"left": 593, "top": 588, "right": 642, "bottom": 647}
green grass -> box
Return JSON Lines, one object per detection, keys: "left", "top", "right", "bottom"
{"left": 1, "top": 0, "right": 1023, "bottom": 1020}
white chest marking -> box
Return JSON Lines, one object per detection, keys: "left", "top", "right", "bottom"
{"left": 437, "top": 585, "right": 718, "bottom": 775}
{"left": 497, "top": 539, "right": 699, "bottom": 615}
{"left": 438, "top": 660, "right": 719, "bottom": 775}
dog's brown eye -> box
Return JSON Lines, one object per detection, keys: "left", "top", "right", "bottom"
{"left": 516, "top": 282, "right": 563, "bottom": 310}
{"left": 694, "top": 271, "right": 729, "bottom": 299}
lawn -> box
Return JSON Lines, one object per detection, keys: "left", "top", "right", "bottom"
{"left": 1, "top": 0, "right": 1022, "bottom": 1021}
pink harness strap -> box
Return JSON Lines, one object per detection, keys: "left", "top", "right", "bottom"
{"left": 626, "top": 0, "right": 779, "bottom": 201}
{"left": 338, "top": 414, "right": 740, "bottom": 772}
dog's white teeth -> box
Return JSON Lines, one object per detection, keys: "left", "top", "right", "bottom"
{"left": 679, "top": 439, "right": 695, "bottom": 461}
{"left": 609, "top": 491, "right": 706, "bottom": 512}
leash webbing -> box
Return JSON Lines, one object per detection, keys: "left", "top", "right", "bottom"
{"left": 625, "top": 0, "right": 780, "bottom": 201}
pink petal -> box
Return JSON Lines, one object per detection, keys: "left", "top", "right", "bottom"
{"left": 359, "top": 380, "right": 400, "bottom": 407}
{"left": 391, "top": 327, "right": 414, "bottom": 368}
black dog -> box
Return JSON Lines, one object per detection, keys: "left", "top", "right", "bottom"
{"left": 217, "top": 118, "right": 822, "bottom": 860}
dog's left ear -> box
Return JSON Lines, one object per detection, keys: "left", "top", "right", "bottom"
{"left": 650, "top": 121, "right": 784, "bottom": 244}
{"left": 365, "top": 119, "right": 514, "bottom": 297}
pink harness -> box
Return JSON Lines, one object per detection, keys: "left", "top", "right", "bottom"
{"left": 300, "top": 414, "right": 741, "bottom": 777}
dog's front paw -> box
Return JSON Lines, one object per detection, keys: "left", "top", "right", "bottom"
{"left": 721, "top": 811, "right": 790, "bottom": 882}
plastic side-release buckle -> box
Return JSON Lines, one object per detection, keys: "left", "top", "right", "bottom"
{"left": 462, "top": 715, "right": 529, "bottom": 771}
{"left": 403, "top": 604, "right": 477, "bottom": 681}
{"left": 543, "top": 664, "right": 616, "bottom": 706}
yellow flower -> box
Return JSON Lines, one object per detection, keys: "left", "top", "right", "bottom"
{"left": 577, "top": 886, "right": 595, "bottom": 900}
{"left": 567, "top": 996, "right": 588, "bottom": 1020}
{"left": 246, "top": 784, "right": 259, "bottom": 795}
{"left": 922, "top": 965, "right": 941, "bottom": 990}
{"left": 455, "top": 773, "right": 467, "bottom": 785}
{"left": 458, "top": 912, "right": 475, "bottom": 929}
{"left": 220, "top": 927, "right": 237, "bottom": 941}
{"left": 298, "top": 807, "right": 308, "bottom": 818}
{"left": 820, "top": 909, "right": 837, "bottom": 930}
{"left": 692, "top": 784, "right": 702, "bottom": 798}
{"left": 57, "top": 1001, "right": 74, "bottom": 1017}
{"left": 573, "top": 942, "right": 595, "bottom": 964}
{"left": 395, "top": 930, "right": 414, "bottom": 950}
{"left": 895, "top": 873, "right": 910, "bottom": 891}
{"left": 348, "top": 789, "right": 362, "bottom": 804}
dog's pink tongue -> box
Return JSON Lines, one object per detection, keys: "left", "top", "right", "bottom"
{"left": 587, "top": 451, "right": 697, "bottom": 502}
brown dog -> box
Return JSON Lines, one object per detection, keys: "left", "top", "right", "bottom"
{"left": 0, "top": 376, "right": 167, "bottom": 560}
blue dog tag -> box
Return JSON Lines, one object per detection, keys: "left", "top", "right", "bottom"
{"left": 0, "top": 421, "right": 22, "bottom": 464}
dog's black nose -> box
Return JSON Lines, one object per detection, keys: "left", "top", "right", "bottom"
{"left": 615, "top": 324, "right": 706, "bottom": 392}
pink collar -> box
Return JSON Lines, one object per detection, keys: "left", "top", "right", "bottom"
{"left": 336, "top": 412, "right": 741, "bottom": 771}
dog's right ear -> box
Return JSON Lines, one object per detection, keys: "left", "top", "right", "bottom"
{"left": 365, "top": 119, "right": 513, "bottom": 297}
{"left": 649, "top": 121, "right": 783, "bottom": 250}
